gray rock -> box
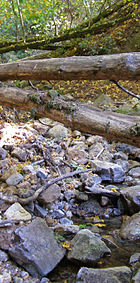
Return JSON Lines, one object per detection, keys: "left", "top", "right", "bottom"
{"left": 76, "top": 266, "right": 131, "bottom": 283}
{"left": 0, "top": 147, "right": 7, "bottom": 160}
{"left": 90, "top": 160, "right": 125, "bottom": 183}
{"left": 66, "top": 147, "right": 88, "bottom": 161}
{"left": 86, "top": 135, "right": 106, "bottom": 146}
{"left": 120, "top": 185, "right": 140, "bottom": 214}
{"left": 0, "top": 249, "right": 9, "bottom": 261}
{"left": 11, "top": 148, "right": 28, "bottom": 162}
{"left": 4, "top": 202, "right": 32, "bottom": 221}
{"left": 13, "top": 276, "right": 23, "bottom": 283}
{"left": 60, "top": 218, "right": 73, "bottom": 225}
{"left": 129, "top": 253, "right": 140, "bottom": 265}
{"left": 52, "top": 209, "right": 65, "bottom": 219}
{"left": 114, "top": 159, "right": 129, "bottom": 172}
{"left": 114, "top": 151, "right": 128, "bottom": 160}
{"left": 48, "top": 125, "right": 68, "bottom": 139}
{"left": 6, "top": 173, "right": 23, "bottom": 186}
{"left": 128, "top": 167, "right": 140, "bottom": 178}
{"left": 78, "top": 199, "right": 105, "bottom": 217}
{"left": 132, "top": 268, "right": 140, "bottom": 283}
{"left": 54, "top": 224, "right": 79, "bottom": 237}
{"left": 38, "top": 184, "right": 61, "bottom": 204}
{"left": 81, "top": 173, "right": 102, "bottom": 187}
{"left": 67, "top": 229, "right": 110, "bottom": 264}
{"left": 8, "top": 218, "right": 65, "bottom": 278}
{"left": 0, "top": 272, "right": 11, "bottom": 283}
{"left": 119, "top": 212, "right": 140, "bottom": 240}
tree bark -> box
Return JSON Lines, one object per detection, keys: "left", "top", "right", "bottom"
{"left": 0, "top": 86, "right": 139, "bottom": 147}
{"left": 0, "top": 53, "right": 140, "bottom": 81}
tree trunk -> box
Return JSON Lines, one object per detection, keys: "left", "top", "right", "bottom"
{"left": 0, "top": 86, "right": 139, "bottom": 147}
{"left": 0, "top": 53, "right": 140, "bottom": 81}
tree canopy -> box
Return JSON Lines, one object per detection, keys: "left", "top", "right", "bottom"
{"left": 0, "top": 0, "right": 139, "bottom": 58}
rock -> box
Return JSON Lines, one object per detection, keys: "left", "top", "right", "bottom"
{"left": 81, "top": 172, "right": 102, "bottom": 187}
{"left": 13, "top": 276, "right": 23, "bottom": 283}
{"left": 6, "top": 173, "right": 24, "bottom": 186}
{"left": 0, "top": 147, "right": 7, "bottom": 160}
{"left": 0, "top": 272, "right": 12, "bottom": 283}
{"left": 52, "top": 209, "right": 65, "bottom": 219}
{"left": 128, "top": 167, "right": 140, "bottom": 178}
{"left": 38, "top": 184, "right": 61, "bottom": 204}
{"left": 132, "top": 269, "right": 140, "bottom": 283}
{"left": 89, "top": 143, "right": 113, "bottom": 161}
{"left": 54, "top": 224, "right": 79, "bottom": 237}
{"left": 67, "top": 229, "right": 111, "bottom": 264}
{"left": 90, "top": 160, "right": 125, "bottom": 183}
{"left": 76, "top": 266, "right": 131, "bottom": 283}
{"left": 64, "top": 189, "right": 77, "bottom": 202}
{"left": 78, "top": 198, "right": 105, "bottom": 217}
{"left": 119, "top": 212, "right": 140, "bottom": 240}
{"left": 114, "top": 151, "right": 128, "bottom": 160}
{"left": 34, "top": 204, "right": 48, "bottom": 218}
{"left": 60, "top": 218, "right": 73, "bottom": 225}
{"left": 11, "top": 148, "right": 28, "bottom": 162}
{"left": 120, "top": 185, "right": 140, "bottom": 214}
{"left": 1, "top": 165, "right": 17, "bottom": 181}
{"left": 16, "top": 181, "right": 32, "bottom": 198}
{"left": 4, "top": 202, "right": 32, "bottom": 221}
{"left": 0, "top": 249, "right": 9, "bottom": 261}
{"left": 93, "top": 94, "right": 114, "bottom": 110}
{"left": 86, "top": 135, "right": 106, "bottom": 146}
{"left": 33, "top": 121, "right": 49, "bottom": 135}
{"left": 48, "top": 125, "right": 69, "bottom": 139}
{"left": 8, "top": 218, "right": 65, "bottom": 277}
{"left": 129, "top": 253, "right": 140, "bottom": 265}
{"left": 66, "top": 147, "right": 88, "bottom": 161}
{"left": 36, "top": 168, "right": 48, "bottom": 179}
{"left": 114, "top": 159, "right": 129, "bottom": 172}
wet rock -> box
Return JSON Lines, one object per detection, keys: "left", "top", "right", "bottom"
{"left": 119, "top": 212, "right": 140, "bottom": 240}
{"left": 76, "top": 266, "right": 131, "bottom": 283}
{"left": 4, "top": 202, "right": 32, "bottom": 221}
{"left": 8, "top": 218, "right": 65, "bottom": 278}
{"left": 128, "top": 167, "right": 140, "bottom": 178}
{"left": 0, "top": 147, "right": 7, "bottom": 160}
{"left": 48, "top": 125, "right": 69, "bottom": 139}
{"left": 38, "top": 184, "right": 61, "bottom": 204}
{"left": 90, "top": 160, "right": 125, "bottom": 183}
{"left": 6, "top": 173, "right": 24, "bottom": 186}
{"left": 120, "top": 185, "right": 140, "bottom": 214}
{"left": 67, "top": 229, "right": 110, "bottom": 264}
{"left": 11, "top": 148, "right": 28, "bottom": 162}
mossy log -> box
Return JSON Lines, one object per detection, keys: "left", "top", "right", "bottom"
{"left": 0, "top": 53, "right": 140, "bottom": 81}
{"left": 0, "top": 86, "right": 139, "bottom": 147}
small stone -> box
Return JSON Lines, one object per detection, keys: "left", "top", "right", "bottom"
{"left": 128, "top": 167, "right": 140, "bottom": 178}
{"left": 36, "top": 168, "right": 47, "bottom": 179}
{"left": 38, "top": 184, "right": 61, "bottom": 204}
{"left": 52, "top": 209, "right": 65, "bottom": 219}
{"left": 6, "top": 173, "right": 23, "bottom": 186}
{"left": 0, "top": 147, "right": 7, "bottom": 160}
{"left": 48, "top": 125, "right": 69, "bottom": 139}
{"left": 11, "top": 148, "right": 28, "bottom": 162}
{"left": 35, "top": 204, "right": 48, "bottom": 218}
{"left": 40, "top": 278, "right": 50, "bottom": 283}
{"left": 60, "top": 218, "right": 73, "bottom": 225}
{"left": 4, "top": 202, "right": 32, "bottom": 221}
{"left": 129, "top": 253, "right": 140, "bottom": 264}
{"left": 0, "top": 249, "right": 9, "bottom": 261}
{"left": 100, "top": 196, "right": 109, "bottom": 207}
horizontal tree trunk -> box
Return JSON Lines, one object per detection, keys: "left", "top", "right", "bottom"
{"left": 0, "top": 53, "right": 140, "bottom": 81}
{"left": 0, "top": 86, "right": 139, "bottom": 147}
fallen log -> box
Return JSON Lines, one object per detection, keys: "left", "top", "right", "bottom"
{"left": 0, "top": 53, "right": 140, "bottom": 81}
{"left": 0, "top": 86, "right": 139, "bottom": 147}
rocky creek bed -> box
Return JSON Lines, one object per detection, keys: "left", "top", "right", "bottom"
{"left": 0, "top": 116, "right": 140, "bottom": 283}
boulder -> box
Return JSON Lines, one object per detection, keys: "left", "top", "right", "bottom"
{"left": 67, "top": 229, "right": 110, "bottom": 264}
{"left": 8, "top": 218, "right": 65, "bottom": 278}
{"left": 76, "top": 266, "right": 131, "bottom": 283}
{"left": 119, "top": 212, "right": 140, "bottom": 241}
{"left": 120, "top": 185, "right": 140, "bottom": 214}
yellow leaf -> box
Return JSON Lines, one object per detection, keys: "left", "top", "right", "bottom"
{"left": 62, "top": 241, "right": 71, "bottom": 250}
{"left": 110, "top": 188, "right": 118, "bottom": 193}
{"left": 94, "top": 223, "right": 106, "bottom": 228}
